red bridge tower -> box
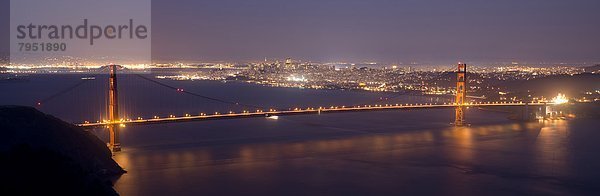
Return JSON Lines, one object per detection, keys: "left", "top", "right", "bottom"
{"left": 455, "top": 63, "right": 467, "bottom": 126}
{"left": 108, "top": 64, "right": 121, "bottom": 152}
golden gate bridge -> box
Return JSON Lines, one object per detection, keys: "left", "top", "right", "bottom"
{"left": 37, "top": 63, "right": 564, "bottom": 153}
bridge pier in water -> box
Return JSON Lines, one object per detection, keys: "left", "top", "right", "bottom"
{"left": 455, "top": 63, "right": 467, "bottom": 126}
{"left": 512, "top": 102, "right": 549, "bottom": 121}
{"left": 108, "top": 64, "right": 121, "bottom": 153}
{"left": 519, "top": 102, "right": 537, "bottom": 121}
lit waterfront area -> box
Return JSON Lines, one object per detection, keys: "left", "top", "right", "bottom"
{"left": 3, "top": 61, "right": 598, "bottom": 103}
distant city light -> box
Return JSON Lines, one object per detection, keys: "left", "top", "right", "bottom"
{"left": 286, "top": 75, "right": 307, "bottom": 82}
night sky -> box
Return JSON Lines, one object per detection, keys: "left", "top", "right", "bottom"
{"left": 2, "top": 0, "right": 600, "bottom": 63}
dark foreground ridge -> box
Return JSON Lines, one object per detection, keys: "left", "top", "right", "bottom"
{"left": 0, "top": 106, "right": 125, "bottom": 196}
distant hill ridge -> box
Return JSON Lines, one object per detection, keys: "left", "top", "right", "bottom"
{"left": 583, "top": 64, "right": 600, "bottom": 73}
{"left": 506, "top": 73, "right": 600, "bottom": 96}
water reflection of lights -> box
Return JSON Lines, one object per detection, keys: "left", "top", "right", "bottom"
{"left": 105, "top": 117, "right": 591, "bottom": 196}
{"left": 113, "top": 152, "right": 131, "bottom": 170}
{"left": 535, "top": 120, "right": 569, "bottom": 176}
{"left": 240, "top": 147, "right": 256, "bottom": 162}
{"left": 447, "top": 127, "right": 474, "bottom": 161}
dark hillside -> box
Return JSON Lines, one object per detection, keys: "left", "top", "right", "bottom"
{"left": 0, "top": 106, "right": 125, "bottom": 195}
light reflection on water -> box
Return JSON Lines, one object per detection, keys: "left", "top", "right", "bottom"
{"left": 112, "top": 118, "right": 599, "bottom": 195}
{"left": 535, "top": 120, "right": 570, "bottom": 178}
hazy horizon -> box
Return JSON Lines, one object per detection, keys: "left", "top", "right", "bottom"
{"left": 2, "top": 0, "right": 600, "bottom": 64}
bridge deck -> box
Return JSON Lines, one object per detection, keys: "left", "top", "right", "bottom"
{"left": 76, "top": 102, "right": 549, "bottom": 128}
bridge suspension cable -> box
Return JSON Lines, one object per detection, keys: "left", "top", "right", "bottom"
{"left": 134, "top": 74, "right": 264, "bottom": 109}
{"left": 36, "top": 65, "right": 114, "bottom": 106}
{"left": 352, "top": 90, "right": 414, "bottom": 107}
{"left": 36, "top": 78, "right": 92, "bottom": 106}
{"left": 352, "top": 65, "right": 457, "bottom": 107}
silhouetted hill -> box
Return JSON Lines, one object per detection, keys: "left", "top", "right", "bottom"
{"left": 506, "top": 73, "right": 600, "bottom": 97}
{"left": 583, "top": 65, "right": 600, "bottom": 73}
{"left": 0, "top": 106, "right": 125, "bottom": 196}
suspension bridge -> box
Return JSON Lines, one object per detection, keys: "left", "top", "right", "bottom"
{"left": 77, "top": 101, "right": 549, "bottom": 128}
{"left": 36, "top": 63, "right": 563, "bottom": 152}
